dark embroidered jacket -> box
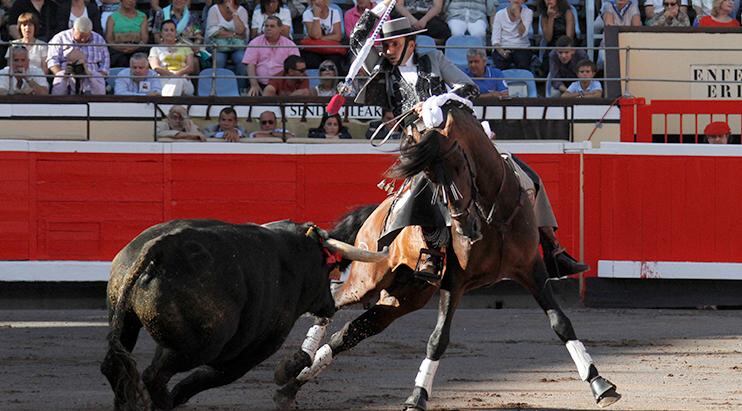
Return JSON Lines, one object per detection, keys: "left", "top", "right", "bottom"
{"left": 349, "top": 10, "right": 479, "bottom": 116}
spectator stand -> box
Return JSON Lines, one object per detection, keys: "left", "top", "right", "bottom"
{"left": 545, "top": 71, "right": 555, "bottom": 97}
{"left": 197, "top": 68, "right": 240, "bottom": 97}
{"left": 502, "top": 68, "right": 539, "bottom": 97}
{"left": 306, "top": 68, "right": 320, "bottom": 89}
{"left": 586, "top": 0, "right": 599, "bottom": 61}
{"left": 415, "top": 34, "right": 438, "bottom": 55}
{"left": 444, "top": 35, "right": 484, "bottom": 70}
{"left": 106, "top": 67, "right": 127, "bottom": 94}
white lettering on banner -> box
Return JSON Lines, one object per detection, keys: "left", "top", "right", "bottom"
{"left": 690, "top": 64, "right": 742, "bottom": 99}
{"left": 285, "top": 105, "right": 382, "bottom": 119}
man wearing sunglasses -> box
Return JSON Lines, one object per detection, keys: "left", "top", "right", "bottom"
{"left": 646, "top": 0, "right": 690, "bottom": 26}
{"left": 263, "top": 55, "right": 314, "bottom": 96}
{"left": 248, "top": 110, "right": 296, "bottom": 138}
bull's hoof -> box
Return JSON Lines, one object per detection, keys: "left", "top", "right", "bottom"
{"left": 591, "top": 376, "right": 621, "bottom": 408}
{"left": 274, "top": 351, "right": 311, "bottom": 386}
{"left": 273, "top": 380, "right": 301, "bottom": 411}
{"left": 402, "top": 386, "right": 428, "bottom": 411}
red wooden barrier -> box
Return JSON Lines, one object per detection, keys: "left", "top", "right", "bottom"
{"left": 584, "top": 152, "right": 742, "bottom": 274}
{"left": 6, "top": 142, "right": 742, "bottom": 282}
{"left": 0, "top": 148, "right": 579, "bottom": 266}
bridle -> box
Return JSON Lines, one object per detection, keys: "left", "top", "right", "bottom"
{"left": 430, "top": 135, "right": 519, "bottom": 233}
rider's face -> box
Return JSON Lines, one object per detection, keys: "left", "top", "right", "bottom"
{"left": 382, "top": 37, "right": 415, "bottom": 66}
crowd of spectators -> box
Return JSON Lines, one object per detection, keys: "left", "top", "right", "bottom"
{"left": 0, "top": 0, "right": 739, "bottom": 100}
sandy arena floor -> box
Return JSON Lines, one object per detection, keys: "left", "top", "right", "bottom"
{"left": 0, "top": 307, "right": 741, "bottom": 410}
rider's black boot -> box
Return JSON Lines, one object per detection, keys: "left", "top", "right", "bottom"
{"left": 539, "top": 226, "right": 589, "bottom": 278}
{"left": 556, "top": 250, "right": 590, "bottom": 275}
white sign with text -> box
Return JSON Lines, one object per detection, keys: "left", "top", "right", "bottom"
{"left": 690, "top": 64, "right": 742, "bottom": 99}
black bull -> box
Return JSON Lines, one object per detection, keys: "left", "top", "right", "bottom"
{"left": 100, "top": 217, "right": 385, "bottom": 411}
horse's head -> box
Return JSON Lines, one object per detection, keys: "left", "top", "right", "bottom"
{"left": 388, "top": 107, "right": 487, "bottom": 243}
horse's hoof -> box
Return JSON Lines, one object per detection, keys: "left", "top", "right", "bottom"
{"left": 402, "top": 386, "right": 428, "bottom": 411}
{"left": 274, "top": 351, "right": 311, "bottom": 386}
{"left": 273, "top": 380, "right": 300, "bottom": 410}
{"left": 597, "top": 388, "right": 621, "bottom": 408}
{"left": 590, "top": 376, "right": 621, "bottom": 408}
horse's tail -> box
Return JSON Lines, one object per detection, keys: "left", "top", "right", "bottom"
{"left": 387, "top": 129, "right": 442, "bottom": 179}
{"left": 329, "top": 204, "right": 379, "bottom": 270}
{"left": 102, "top": 237, "right": 164, "bottom": 410}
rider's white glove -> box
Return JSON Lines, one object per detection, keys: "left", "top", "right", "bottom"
{"left": 421, "top": 92, "right": 474, "bottom": 129}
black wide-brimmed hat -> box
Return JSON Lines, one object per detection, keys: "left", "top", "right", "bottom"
{"left": 380, "top": 17, "right": 427, "bottom": 41}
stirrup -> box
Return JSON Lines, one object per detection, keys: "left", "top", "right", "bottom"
{"left": 413, "top": 248, "right": 445, "bottom": 285}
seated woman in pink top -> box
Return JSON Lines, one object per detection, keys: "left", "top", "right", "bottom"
{"left": 698, "top": 0, "right": 740, "bottom": 26}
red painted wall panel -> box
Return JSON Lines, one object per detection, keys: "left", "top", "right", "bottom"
{"left": 519, "top": 154, "right": 581, "bottom": 256}
{"left": 302, "top": 154, "right": 395, "bottom": 226}
{"left": 0, "top": 151, "right": 579, "bottom": 265}
{"left": 0, "top": 153, "right": 30, "bottom": 259}
{"left": 584, "top": 154, "right": 742, "bottom": 273}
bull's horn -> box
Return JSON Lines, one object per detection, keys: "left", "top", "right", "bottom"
{"left": 324, "top": 239, "right": 388, "bottom": 263}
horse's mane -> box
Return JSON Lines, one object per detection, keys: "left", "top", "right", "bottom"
{"left": 387, "top": 129, "right": 442, "bottom": 179}
{"left": 387, "top": 105, "right": 486, "bottom": 180}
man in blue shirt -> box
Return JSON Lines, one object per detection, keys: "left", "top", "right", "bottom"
{"left": 464, "top": 48, "right": 508, "bottom": 98}
{"left": 114, "top": 53, "right": 162, "bottom": 96}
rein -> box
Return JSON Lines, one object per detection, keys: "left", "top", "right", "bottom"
{"left": 369, "top": 108, "right": 416, "bottom": 147}
{"left": 437, "top": 136, "right": 522, "bottom": 232}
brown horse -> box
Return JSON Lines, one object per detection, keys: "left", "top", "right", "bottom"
{"left": 274, "top": 104, "right": 621, "bottom": 410}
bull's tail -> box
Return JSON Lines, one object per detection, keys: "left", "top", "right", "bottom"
{"left": 101, "top": 238, "right": 163, "bottom": 411}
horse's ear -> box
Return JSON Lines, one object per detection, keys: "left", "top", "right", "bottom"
{"left": 411, "top": 125, "right": 424, "bottom": 143}
{"left": 443, "top": 111, "right": 456, "bottom": 137}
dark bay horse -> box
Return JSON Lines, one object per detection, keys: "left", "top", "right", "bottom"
{"left": 274, "top": 104, "right": 621, "bottom": 410}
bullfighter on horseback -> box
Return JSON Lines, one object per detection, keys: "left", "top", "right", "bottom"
{"left": 274, "top": 6, "right": 620, "bottom": 406}
{"left": 348, "top": 1, "right": 588, "bottom": 281}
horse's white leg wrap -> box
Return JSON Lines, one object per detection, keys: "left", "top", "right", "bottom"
{"left": 566, "top": 340, "right": 594, "bottom": 381}
{"left": 296, "top": 344, "right": 333, "bottom": 382}
{"left": 413, "top": 358, "right": 439, "bottom": 396}
{"left": 301, "top": 322, "right": 328, "bottom": 360}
